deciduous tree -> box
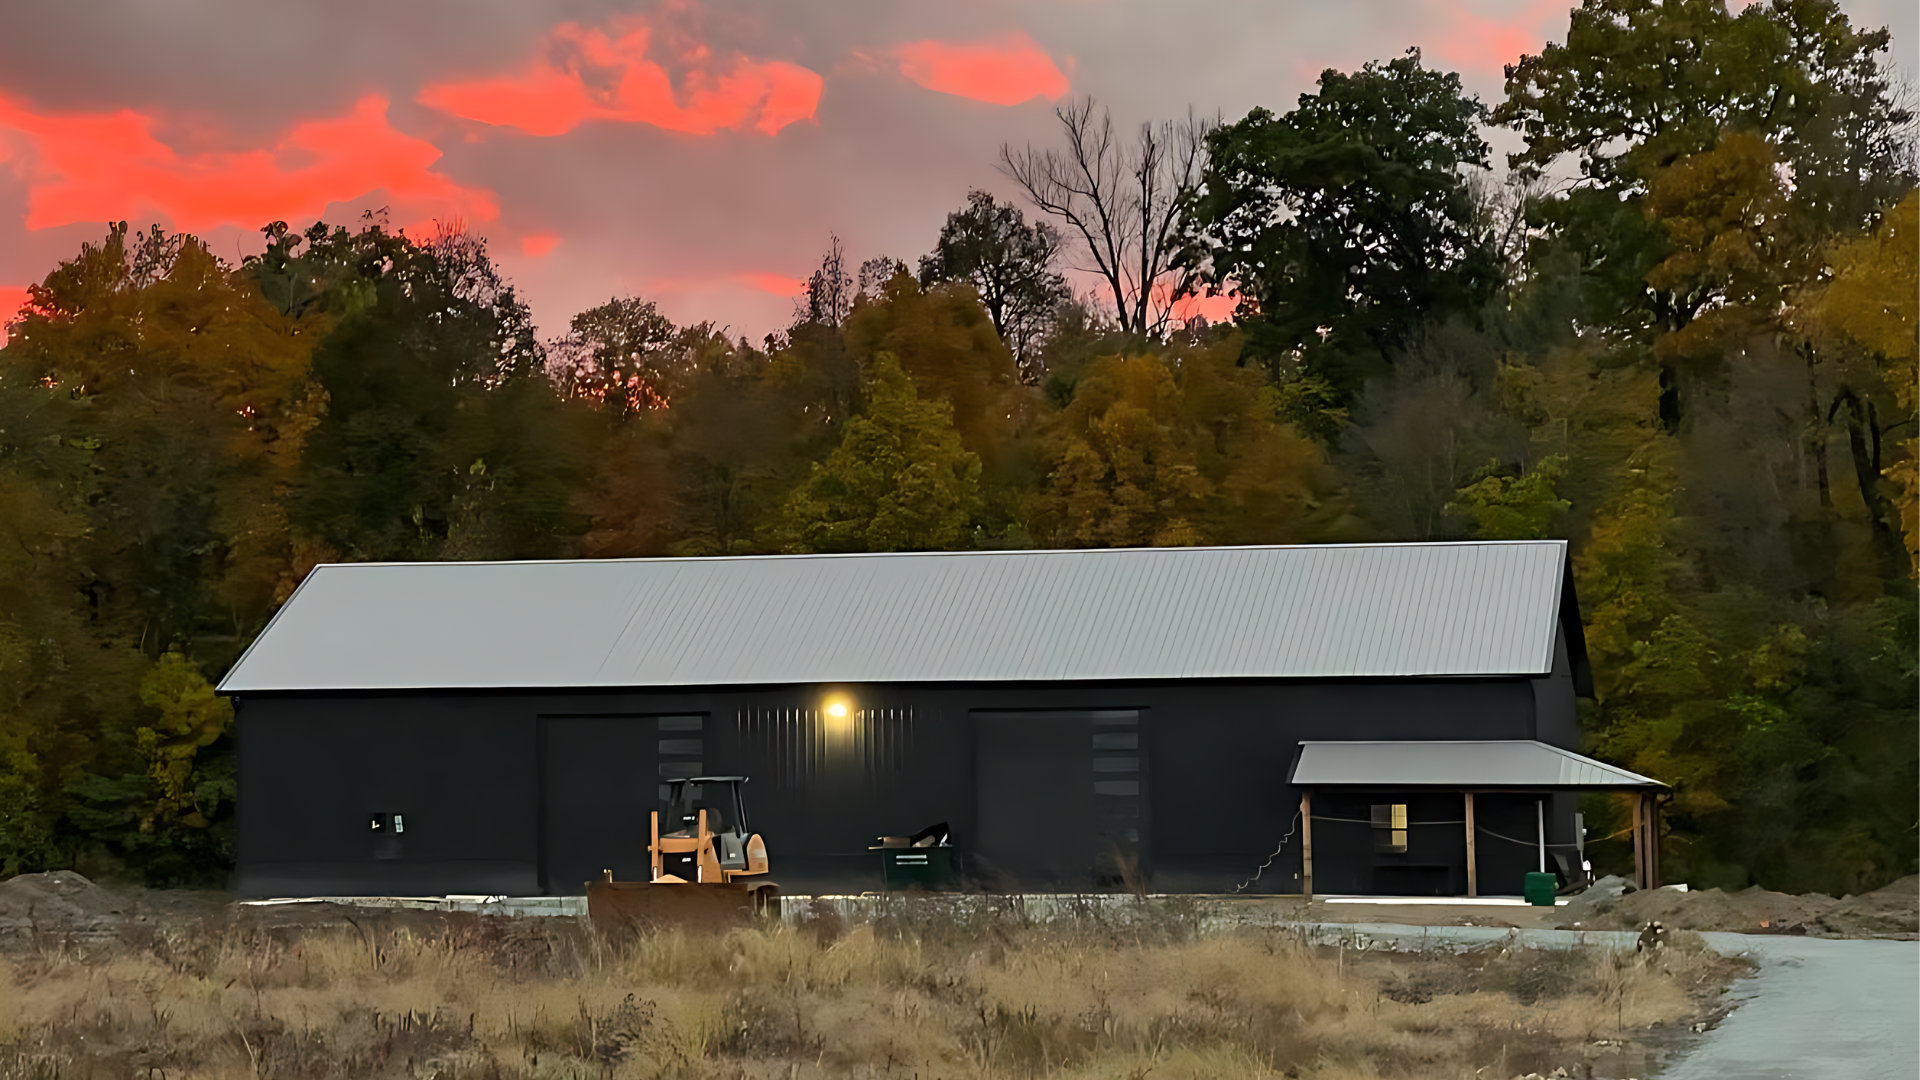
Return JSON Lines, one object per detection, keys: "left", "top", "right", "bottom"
{"left": 1195, "top": 50, "right": 1500, "bottom": 406}
{"left": 918, "top": 190, "right": 1071, "bottom": 381}
{"left": 1000, "top": 99, "right": 1215, "bottom": 339}
{"left": 770, "top": 353, "right": 982, "bottom": 552}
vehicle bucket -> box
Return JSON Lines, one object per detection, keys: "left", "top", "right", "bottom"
{"left": 585, "top": 876, "right": 780, "bottom": 938}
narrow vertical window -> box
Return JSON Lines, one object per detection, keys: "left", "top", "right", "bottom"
{"left": 1372, "top": 803, "right": 1408, "bottom": 853}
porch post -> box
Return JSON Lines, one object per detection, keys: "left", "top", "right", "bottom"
{"left": 1536, "top": 798, "right": 1547, "bottom": 874}
{"left": 1300, "top": 790, "right": 1314, "bottom": 901}
{"left": 1643, "top": 791, "right": 1658, "bottom": 883}
{"left": 1630, "top": 792, "right": 1647, "bottom": 889}
{"left": 1463, "top": 791, "right": 1478, "bottom": 898}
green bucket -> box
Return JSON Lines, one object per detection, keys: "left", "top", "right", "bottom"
{"left": 1523, "top": 871, "right": 1558, "bottom": 907}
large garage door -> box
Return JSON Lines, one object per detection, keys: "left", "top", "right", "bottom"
{"left": 972, "top": 710, "right": 1145, "bottom": 891}
{"left": 539, "top": 714, "right": 705, "bottom": 894}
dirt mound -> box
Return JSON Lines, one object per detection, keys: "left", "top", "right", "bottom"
{"left": 1616, "top": 885, "right": 1834, "bottom": 934}
{"left": 1556, "top": 874, "right": 1919, "bottom": 938}
{"left": 0, "top": 871, "right": 129, "bottom": 939}
{"left": 1818, "top": 874, "right": 1919, "bottom": 937}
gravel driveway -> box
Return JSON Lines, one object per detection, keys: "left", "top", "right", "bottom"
{"left": 1656, "top": 933, "right": 1919, "bottom": 1080}
{"left": 1294, "top": 923, "right": 1918, "bottom": 1080}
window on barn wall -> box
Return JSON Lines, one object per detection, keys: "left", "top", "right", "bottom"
{"left": 657, "top": 715, "right": 705, "bottom": 801}
{"left": 1372, "top": 803, "right": 1408, "bottom": 853}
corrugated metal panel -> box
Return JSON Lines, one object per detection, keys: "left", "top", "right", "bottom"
{"left": 217, "top": 541, "right": 1569, "bottom": 692}
{"left": 1289, "top": 740, "right": 1665, "bottom": 789}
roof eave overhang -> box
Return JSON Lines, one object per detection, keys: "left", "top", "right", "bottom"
{"left": 1293, "top": 782, "right": 1669, "bottom": 792}
{"left": 216, "top": 668, "right": 1556, "bottom": 697}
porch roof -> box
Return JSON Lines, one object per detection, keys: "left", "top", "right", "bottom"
{"left": 1290, "top": 740, "right": 1665, "bottom": 790}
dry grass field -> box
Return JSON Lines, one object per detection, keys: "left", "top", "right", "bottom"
{"left": 0, "top": 896, "right": 1750, "bottom": 1080}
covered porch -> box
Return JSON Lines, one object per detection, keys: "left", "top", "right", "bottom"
{"left": 1288, "top": 740, "right": 1668, "bottom": 900}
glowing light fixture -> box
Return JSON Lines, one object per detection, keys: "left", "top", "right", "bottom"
{"left": 822, "top": 692, "right": 856, "bottom": 730}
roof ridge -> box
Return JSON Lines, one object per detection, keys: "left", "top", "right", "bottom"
{"left": 303, "top": 539, "right": 1568, "bottom": 572}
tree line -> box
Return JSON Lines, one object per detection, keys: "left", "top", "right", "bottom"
{"left": 0, "top": 0, "right": 1913, "bottom": 894}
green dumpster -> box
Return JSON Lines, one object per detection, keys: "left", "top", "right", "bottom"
{"left": 1524, "top": 871, "right": 1558, "bottom": 906}
{"left": 873, "top": 821, "right": 956, "bottom": 891}
{"left": 880, "top": 847, "right": 954, "bottom": 890}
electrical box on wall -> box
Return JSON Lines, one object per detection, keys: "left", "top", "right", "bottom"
{"left": 369, "top": 811, "right": 405, "bottom": 859}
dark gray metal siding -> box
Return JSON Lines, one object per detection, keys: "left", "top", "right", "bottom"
{"left": 234, "top": 674, "right": 1576, "bottom": 898}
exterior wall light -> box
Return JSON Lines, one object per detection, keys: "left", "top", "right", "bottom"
{"left": 822, "top": 693, "right": 857, "bottom": 741}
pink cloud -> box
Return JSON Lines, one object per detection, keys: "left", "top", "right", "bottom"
{"left": 521, "top": 232, "right": 561, "bottom": 257}
{"left": 0, "top": 94, "right": 497, "bottom": 234}
{"left": 895, "top": 33, "right": 1070, "bottom": 106}
{"left": 419, "top": 19, "right": 823, "bottom": 137}
{"left": 736, "top": 270, "right": 807, "bottom": 297}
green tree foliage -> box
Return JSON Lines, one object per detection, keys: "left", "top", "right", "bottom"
{"left": 134, "top": 652, "right": 234, "bottom": 832}
{"left": 577, "top": 329, "right": 834, "bottom": 559}
{"left": 1024, "top": 343, "right": 1342, "bottom": 548}
{"left": 5, "top": 223, "right": 322, "bottom": 658}
{"left": 1341, "top": 321, "right": 1526, "bottom": 541}
{"left": 1573, "top": 440, "right": 1917, "bottom": 892}
{"left": 1448, "top": 455, "right": 1572, "bottom": 539}
{"left": 1195, "top": 49, "right": 1500, "bottom": 403}
{"left": 844, "top": 273, "right": 1027, "bottom": 469}
{"left": 547, "top": 296, "right": 680, "bottom": 415}
{"left": 0, "top": 224, "right": 307, "bottom": 880}
{"left": 273, "top": 221, "right": 600, "bottom": 563}
{"left": 917, "top": 190, "right": 1070, "bottom": 381}
{"left": 770, "top": 353, "right": 982, "bottom": 552}
{"left": 1496, "top": 0, "right": 1910, "bottom": 219}
{"left": 1483, "top": 3, "right": 1916, "bottom": 894}
{"left": 1795, "top": 191, "right": 1920, "bottom": 576}
{"left": 1495, "top": 0, "right": 1912, "bottom": 377}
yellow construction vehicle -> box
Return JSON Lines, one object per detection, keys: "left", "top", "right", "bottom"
{"left": 586, "top": 776, "right": 780, "bottom": 936}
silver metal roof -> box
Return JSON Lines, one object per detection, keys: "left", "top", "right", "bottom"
{"left": 217, "top": 541, "right": 1570, "bottom": 693}
{"left": 1290, "top": 740, "right": 1664, "bottom": 789}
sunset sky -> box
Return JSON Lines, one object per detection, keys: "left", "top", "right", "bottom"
{"left": 1, "top": 0, "right": 1913, "bottom": 345}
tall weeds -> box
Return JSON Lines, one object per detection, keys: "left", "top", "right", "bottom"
{"left": 0, "top": 904, "right": 1748, "bottom": 1079}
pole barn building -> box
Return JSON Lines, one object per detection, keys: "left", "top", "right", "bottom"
{"left": 218, "top": 541, "right": 1660, "bottom": 899}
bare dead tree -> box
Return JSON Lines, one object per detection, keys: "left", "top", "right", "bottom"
{"left": 796, "top": 234, "right": 856, "bottom": 329}
{"left": 999, "top": 98, "right": 1216, "bottom": 339}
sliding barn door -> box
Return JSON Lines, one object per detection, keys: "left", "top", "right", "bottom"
{"left": 972, "top": 710, "right": 1145, "bottom": 890}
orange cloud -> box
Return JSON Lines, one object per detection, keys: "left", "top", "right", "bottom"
{"left": 736, "top": 270, "right": 806, "bottom": 296}
{"left": 895, "top": 33, "right": 1069, "bottom": 106}
{"left": 419, "top": 19, "right": 822, "bottom": 137}
{"left": 521, "top": 232, "right": 561, "bottom": 257}
{"left": 0, "top": 95, "right": 497, "bottom": 234}
{"left": 1419, "top": 0, "right": 1566, "bottom": 75}
{"left": 1170, "top": 290, "right": 1239, "bottom": 325}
